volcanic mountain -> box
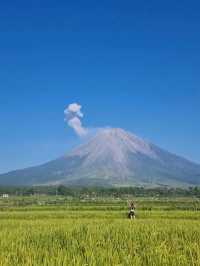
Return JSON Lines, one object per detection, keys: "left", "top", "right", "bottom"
{"left": 1, "top": 128, "right": 200, "bottom": 187}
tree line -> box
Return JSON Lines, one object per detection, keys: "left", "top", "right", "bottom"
{"left": 0, "top": 185, "right": 200, "bottom": 198}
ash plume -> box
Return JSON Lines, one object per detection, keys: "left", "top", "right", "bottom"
{"left": 64, "top": 103, "right": 88, "bottom": 137}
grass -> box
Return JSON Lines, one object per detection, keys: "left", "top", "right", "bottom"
{"left": 0, "top": 197, "right": 200, "bottom": 265}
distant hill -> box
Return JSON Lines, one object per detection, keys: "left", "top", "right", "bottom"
{"left": 1, "top": 128, "right": 200, "bottom": 187}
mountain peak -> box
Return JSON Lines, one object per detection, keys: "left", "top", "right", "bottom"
{"left": 70, "top": 127, "right": 157, "bottom": 162}
{"left": 97, "top": 127, "right": 128, "bottom": 136}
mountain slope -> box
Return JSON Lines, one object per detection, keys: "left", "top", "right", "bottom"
{"left": 0, "top": 128, "right": 200, "bottom": 187}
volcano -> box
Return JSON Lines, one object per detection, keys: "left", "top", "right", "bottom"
{"left": 0, "top": 128, "right": 200, "bottom": 187}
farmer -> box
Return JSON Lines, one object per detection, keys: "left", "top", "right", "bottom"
{"left": 128, "top": 201, "right": 136, "bottom": 219}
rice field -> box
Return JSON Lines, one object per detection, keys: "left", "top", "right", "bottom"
{"left": 0, "top": 197, "right": 200, "bottom": 266}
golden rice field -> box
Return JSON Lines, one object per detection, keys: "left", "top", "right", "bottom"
{"left": 0, "top": 198, "right": 200, "bottom": 266}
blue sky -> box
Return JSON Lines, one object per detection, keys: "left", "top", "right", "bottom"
{"left": 0, "top": 0, "right": 200, "bottom": 173}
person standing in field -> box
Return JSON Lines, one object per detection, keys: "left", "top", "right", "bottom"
{"left": 128, "top": 201, "right": 136, "bottom": 219}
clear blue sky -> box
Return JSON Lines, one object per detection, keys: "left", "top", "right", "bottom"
{"left": 0, "top": 0, "right": 200, "bottom": 173}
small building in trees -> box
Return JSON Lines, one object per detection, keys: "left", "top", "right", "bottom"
{"left": 2, "top": 194, "right": 9, "bottom": 198}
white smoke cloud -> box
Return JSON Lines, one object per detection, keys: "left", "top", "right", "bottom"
{"left": 65, "top": 103, "right": 83, "bottom": 118}
{"left": 64, "top": 103, "right": 88, "bottom": 137}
